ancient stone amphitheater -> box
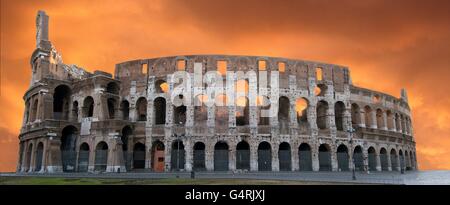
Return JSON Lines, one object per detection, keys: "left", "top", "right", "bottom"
{"left": 17, "top": 11, "right": 417, "bottom": 173}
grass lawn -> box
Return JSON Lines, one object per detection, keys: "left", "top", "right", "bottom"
{"left": 0, "top": 176, "right": 355, "bottom": 185}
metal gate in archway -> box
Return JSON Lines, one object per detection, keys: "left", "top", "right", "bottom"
{"left": 77, "top": 150, "right": 89, "bottom": 172}
{"left": 278, "top": 148, "right": 291, "bottom": 171}
{"left": 337, "top": 152, "right": 349, "bottom": 171}
{"left": 368, "top": 152, "right": 377, "bottom": 171}
{"left": 258, "top": 143, "right": 272, "bottom": 171}
{"left": 236, "top": 149, "right": 250, "bottom": 170}
{"left": 214, "top": 142, "right": 229, "bottom": 171}
{"left": 380, "top": 153, "right": 388, "bottom": 171}
{"left": 319, "top": 151, "right": 331, "bottom": 171}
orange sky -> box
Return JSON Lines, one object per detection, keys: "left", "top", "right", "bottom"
{"left": 1, "top": 0, "right": 450, "bottom": 171}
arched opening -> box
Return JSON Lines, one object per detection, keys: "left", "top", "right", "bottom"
{"left": 78, "top": 143, "right": 89, "bottom": 172}
{"left": 194, "top": 95, "right": 208, "bottom": 125}
{"left": 395, "top": 113, "right": 401, "bottom": 132}
{"left": 53, "top": 85, "right": 71, "bottom": 120}
{"left": 136, "top": 97, "right": 147, "bottom": 121}
{"left": 121, "top": 126, "right": 132, "bottom": 169}
{"left": 133, "top": 143, "right": 145, "bottom": 169}
{"left": 106, "top": 82, "right": 119, "bottom": 95}
{"left": 193, "top": 142, "right": 206, "bottom": 171}
{"left": 296, "top": 98, "right": 308, "bottom": 128}
{"left": 154, "top": 97, "right": 166, "bottom": 125}
{"left": 351, "top": 103, "right": 361, "bottom": 126}
{"left": 215, "top": 94, "right": 228, "bottom": 129}
{"left": 368, "top": 147, "right": 377, "bottom": 171}
{"left": 380, "top": 148, "right": 388, "bottom": 171}
{"left": 316, "top": 101, "right": 329, "bottom": 130}
{"left": 405, "top": 151, "right": 411, "bottom": 170}
{"left": 315, "top": 84, "right": 327, "bottom": 96}
{"left": 334, "top": 101, "right": 345, "bottom": 131}
{"left": 120, "top": 100, "right": 130, "bottom": 120}
{"left": 107, "top": 98, "right": 117, "bottom": 119}
{"left": 82, "top": 96, "right": 94, "bottom": 118}
{"left": 364, "top": 106, "right": 373, "bottom": 128}
{"left": 214, "top": 141, "right": 229, "bottom": 171}
{"left": 376, "top": 109, "right": 384, "bottom": 129}
{"left": 278, "top": 96, "right": 290, "bottom": 133}
{"left": 151, "top": 141, "right": 165, "bottom": 172}
{"left": 94, "top": 142, "right": 108, "bottom": 172}
{"left": 26, "top": 144, "right": 33, "bottom": 172}
{"left": 319, "top": 144, "right": 331, "bottom": 171}
{"left": 353, "top": 146, "right": 364, "bottom": 171}
{"left": 258, "top": 96, "right": 270, "bottom": 125}
{"left": 72, "top": 101, "right": 78, "bottom": 120}
{"left": 278, "top": 142, "right": 291, "bottom": 171}
{"left": 390, "top": 148, "right": 398, "bottom": 171}
{"left": 386, "top": 110, "right": 394, "bottom": 130}
{"left": 173, "top": 103, "right": 187, "bottom": 125}
{"left": 34, "top": 142, "right": 44, "bottom": 172}
{"left": 316, "top": 67, "right": 323, "bottom": 81}
{"left": 298, "top": 143, "right": 312, "bottom": 171}
{"left": 30, "top": 99, "right": 38, "bottom": 122}
{"left": 336, "top": 144, "right": 349, "bottom": 171}
{"left": 236, "top": 141, "right": 250, "bottom": 170}
{"left": 155, "top": 79, "right": 168, "bottom": 93}
{"left": 236, "top": 97, "right": 249, "bottom": 126}
{"left": 171, "top": 140, "right": 185, "bottom": 171}
{"left": 258, "top": 141, "right": 272, "bottom": 171}
{"left": 61, "top": 126, "right": 78, "bottom": 172}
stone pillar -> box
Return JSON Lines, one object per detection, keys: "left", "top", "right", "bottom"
{"left": 331, "top": 145, "right": 338, "bottom": 172}
{"left": 272, "top": 143, "right": 279, "bottom": 171}
{"left": 396, "top": 154, "right": 401, "bottom": 171}
{"left": 363, "top": 147, "right": 369, "bottom": 172}
{"left": 370, "top": 110, "right": 377, "bottom": 129}
{"left": 386, "top": 153, "right": 392, "bottom": 171}
{"left": 88, "top": 145, "right": 95, "bottom": 172}
{"left": 205, "top": 143, "right": 214, "bottom": 171}
{"left": 250, "top": 143, "right": 258, "bottom": 171}
{"left": 382, "top": 111, "right": 388, "bottom": 130}
{"left": 292, "top": 143, "right": 299, "bottom": 171}
{"left": 164, "top": 139, "right": 172, "bottom": 171}
{"left": 312, "top": 145, "right": 320, "bottom": 171}
{"left": 327, "top": 104, "right": 336, "bottom": 131}
{"left": 107, "top": 137, "right": 126, "bottom": 172}
{"left": 359, "top": 108, "right": 366, "bottom": 128}
{"left": 229, "top": 142, "right": 236, "bottom": 171}
{"left": 307, "top": 104, "right": 318, "bottom": 130}
{"left": 376, "top": 153, "right": 382, "bottom": 171}
{"left": 184, "top": 139, "right": 193, "bottom": 172}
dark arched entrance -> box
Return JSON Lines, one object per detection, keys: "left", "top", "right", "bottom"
{"left": 193, "top": 142, "right": 206, "bottom": 171}
{"left": 258, "top": 141, "right": 272, "bottom": 171}
{"left": 278, "top": 142, "right": 291, "bottom": 171}
{"left": 236, "top": 141, "right": 250, "bottom": 170}
{"left": 298, "top": 143, "right": 312, "bottom": 171}
{"left": 214, "top": 141, "right": 229, "bottom": 171}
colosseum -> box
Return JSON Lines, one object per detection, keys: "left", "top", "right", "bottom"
{"left": 17, "top": 11, "right": 417, "bottom": 174}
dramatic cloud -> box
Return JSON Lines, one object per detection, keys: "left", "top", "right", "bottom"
{"left": 1, "top": 0, "right": 449, "bottom": 171}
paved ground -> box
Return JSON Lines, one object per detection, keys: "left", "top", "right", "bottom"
{"left": 1, "top": 170, "right": 449, "bottom": 185}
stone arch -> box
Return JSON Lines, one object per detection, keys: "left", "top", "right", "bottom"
{"left": 380, "top": 147, "right": 389, "bottom": 171}
{"left": 399, "top": 149, "right": 405, "bottom": 170}
{"left": 53, "top": 85, "right": 71, "bottom": 120}
{"left": 30, "top": 99, "right": 39, "bottom": 122}
{"left": 296, "top": 98, "right": 309, "bottom": 127}
{"left": 107, "top": 98, "right": 117, "bottom": 119}
{"left": 154, "top": 97, "right": 166, "bottom": 125}
{"left": 72, "top": 101, "right": 79, "bottom": 120}
{"left": 319, "top": 144, "right": 331, "bottom": 171}
{"left": 94, "top": 141, "right": 108, "bottom": 172}
{"left": 136, "top": 97, "right": 147, "bottom": 121}
{"left": 395, "top": 113, "right": 401, "bottom": 132}
{"left": 390, "top": 148, "right": 398, "bottom": 171}
{"left": 258, "top": 141, "right": 272, "bottom": 171}
{"left": 278, "top": 142, "right": 292, "bottom": 171}
{"left": 155, "top": 79, "right": 168, "bottom": 93}
{"left": 298, "top": 143, "right": 312, "bottom": 171}
{"left": 336, "top": 144, "right": 349, "bottom": 171}
{"left": 133, "top": 143, "right": 145, "bottom": 169}
{"left": 194, "top": 95, "right": 208, "bottom": 125}
{"left": 120, "top": 100, "right": 130, "bottom": 120}
{"left": 353, "top": 145, "right": 364, "bottom": 171}
{"left": 25, "top": 143, "right": 33, "bottom": 172}
{"left": 236, "top": 96, "right": 249, "bottom": 126}
{"left": 386, "top": 110, "right": 394, "bottom": 130}
{"left": 171, "top": 140, "right": 185, "bottom": 171}
{"left": 61, "top": 125, "right": 78, "bottom": 172}
{"left": 106, "top": 82, "right": 119, "bottom": 95}
{"left": 151, "top": 140, "right": 165, "bottom": 172}
{"left": 82, "top": 96, "right": 94, "bottom": 118}
{"left": 368, "top": 147, "right": 377, "bottom": 171}
{"left": 34, "top": 142, "right": 44, "bottom": 172}
{"left": 316, "top": 100, "right": 329, "bottom": 130}
{"left": 78, "top": 143, "right": 90, "bottom": 172}
{"left": 334, "top": 101, "right": 346, "bottom": 131}
{"left": 376, "top": 109, "right": 384, "bottom": 129}
{"left": 193, "top": 142, "right": 206, "bottom": 171}
{"left": 278, "top": 96, "right": 290, "bottom": 132}
{"left": 236, "top": 141, "right": 250, "bottom": 170}
{"left": 214, "top": 141, "right": 229, "bottom": 171}
{"left": 364, "top": 106, "right": 373, "bottom": 128}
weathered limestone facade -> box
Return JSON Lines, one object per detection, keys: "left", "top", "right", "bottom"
{"left": 17, "top": 11, "right": 417, "bottom": 173}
